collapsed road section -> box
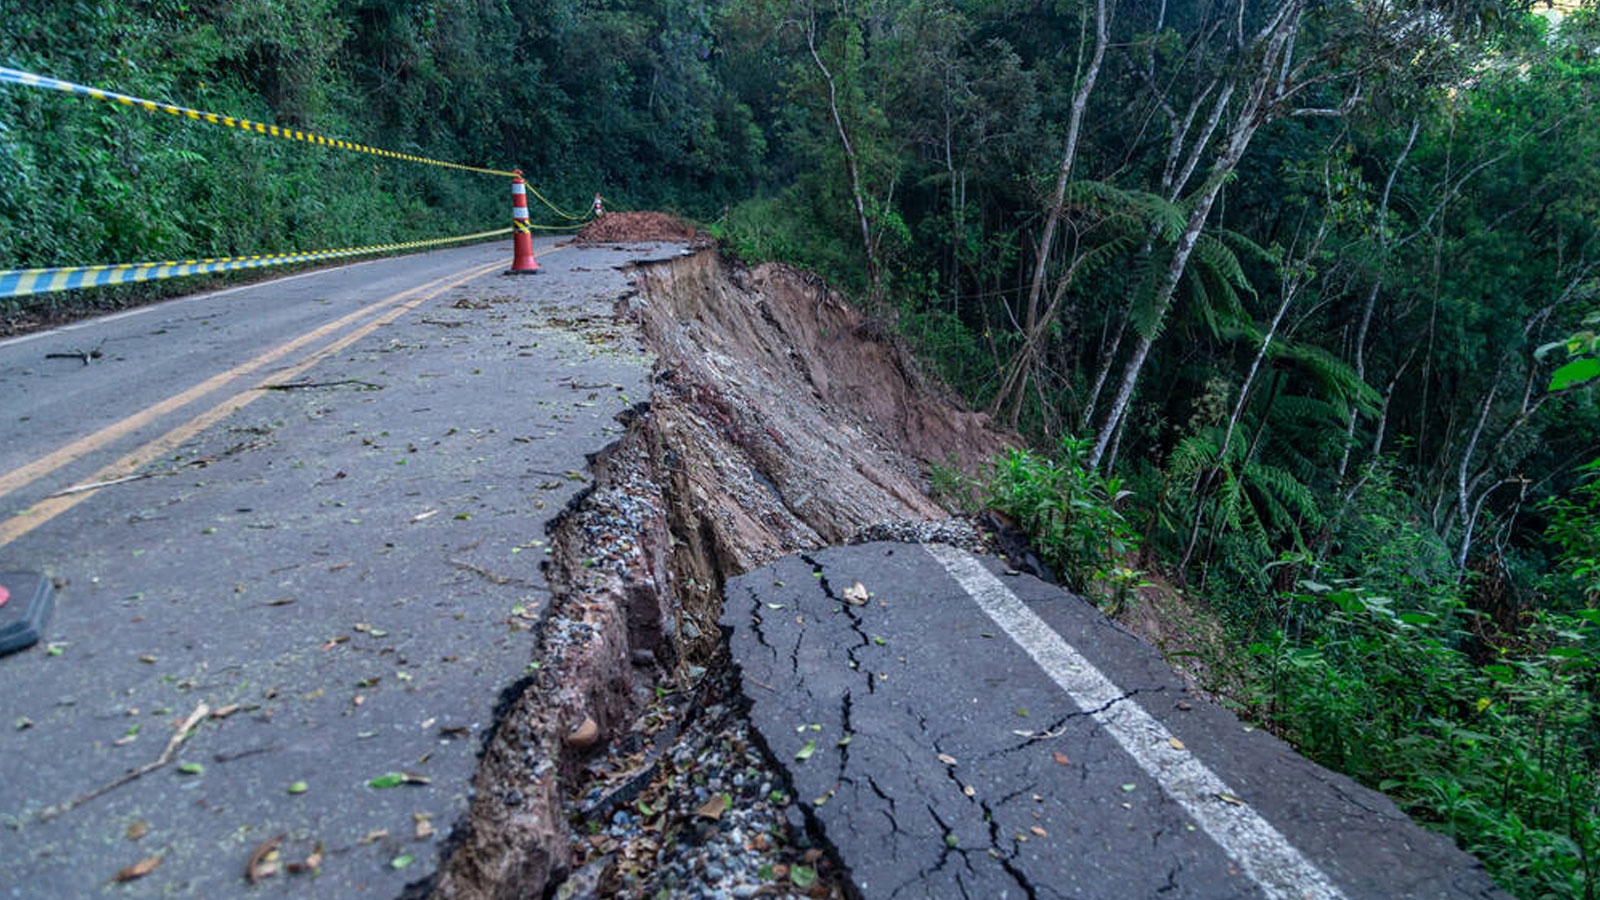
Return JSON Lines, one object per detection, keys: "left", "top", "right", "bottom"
{"left": 433, "top": 247, "right": 1006, "bottom": 900}
{"left": 724, "top": 543, "right": 1512, "bottom": 900}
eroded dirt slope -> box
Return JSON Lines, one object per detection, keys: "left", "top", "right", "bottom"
{"left": 434, "top": 249, "right": 1010, "bottom": 900}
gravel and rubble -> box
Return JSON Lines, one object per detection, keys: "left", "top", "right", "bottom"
{"left": 433, "top": 245, "right": 1014, "bottom": 900}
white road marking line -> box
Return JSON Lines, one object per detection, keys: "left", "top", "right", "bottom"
{"left": 924, "top": 543, "right": 1346, "bottom": 900}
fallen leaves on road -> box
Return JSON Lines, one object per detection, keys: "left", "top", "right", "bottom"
{"left": 125, "top": 820, "right": 148, "bottom": 840}
{"left": 287, "top": 843, "right": 324, "bottom": 875}
{"left": 1218, "top": 792, "right": 1245, "bottom": 806}
{"left": 937, "top": 753, "right": 958, "bottom": 766}
{"left": 1030, "top": 826, "right": 1048, "bottom": 838}
{"left": 842, "top": 581, "right": 870, "bottom": 605}
{"left": 695, "top": 794, "right": 728, "bottom": 821}
{"left": 246, "top": 835, "right": 284, "bottom": 883}
{"left": 113, "top": 855, "right": 162, "bottom": 882}
{"left": 414, "top": 813, "right": 435, "bottom": 840}
{"left": 368, "top": 771, "right": 431, "bottom": 789}
{"left": 358, "top": 829, "right": 389, "bottom": 844}
{"left": 1168, "top": 737, "right": 1186, "bottom": 750}
{"left": 795, "top": 740, "right": 817, "bottom": 761}
{"left": 1052, "top": 752, "right": 1070, "bottom": 766}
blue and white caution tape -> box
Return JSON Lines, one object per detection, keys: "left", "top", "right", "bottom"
{"left": 0, "top": 228, "right": 513, "bottom": 300}
{"left": 0, "top": 66, "right": 516, "bottom": 177}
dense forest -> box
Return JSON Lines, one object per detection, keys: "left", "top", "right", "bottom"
{"left": 4, "top": 0, "right": 1600, "bottom": 896}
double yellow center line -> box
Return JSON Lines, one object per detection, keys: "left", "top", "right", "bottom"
{"left": 0, "top": 256, "right": 512, "bottom": 550}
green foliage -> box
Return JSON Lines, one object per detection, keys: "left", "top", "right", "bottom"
{"left": 929, "top": 454, "right": 981, "bottom": 515}
{"left": 1251, "top": 576, "right": 1599, "bottom": 900}
{"left": 0, "top": 0, "right": 766, "bottom": 323}
{"left": 983, "top": 436, "right": 1140, "bottom": 607}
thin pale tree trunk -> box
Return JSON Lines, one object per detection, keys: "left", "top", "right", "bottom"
{"left": 989, "top": 0, "right": 1109, "bottom": 426}
{"left": 805, "top": 8, "right": 879, "bottom": 299}
{"left": 1089, "top": 0, "right": 1305, "bottom": 470}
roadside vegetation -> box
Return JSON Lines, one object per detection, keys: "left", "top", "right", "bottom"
{"left": 5, "top": 0, "right": 1600, "bottom": 896}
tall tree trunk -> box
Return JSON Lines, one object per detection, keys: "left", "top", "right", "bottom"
{"left": 804, "top": 7, "right": 879, "bottom": 300}
{"left": 1089, "top": 0, "right": 1306, "bottom": 470}
{"left": 1179, "top": 211, "right": 1327, "bottom": 571}
{"left": 1081, "top": 80, "right": 1234, "bottom": 431}
{"left": 988, "top": 0, "right": 1109, "bottom": 426}
{"left": 1337, "top": 119, "right": 1419, "bottom": 482}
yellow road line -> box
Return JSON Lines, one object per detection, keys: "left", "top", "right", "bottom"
{"left": 0, "top": 260, "right": 492, "bottom": 504}
{"left": 0, "top": 258, "right": 510, "bottom": 550}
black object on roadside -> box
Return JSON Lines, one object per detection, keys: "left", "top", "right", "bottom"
{"left": 0, "top": 572, "right": 54, "bottom": 656}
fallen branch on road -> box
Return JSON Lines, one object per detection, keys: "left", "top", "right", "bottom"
{"left": 257, "top": 379, "right": 382, "bottom": 391}
{"left": 38, "top": 702, "right": 209, "bottom": 822}
{"left": 450, "top": 558, "right": 527, "bottom": 587}
{"left": 44, "top": 456, "right": 216, "bottom": 499}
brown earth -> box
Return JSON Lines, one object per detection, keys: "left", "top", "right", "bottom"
{"left": 576, "top": 211, "right": 701, "bottom": 244}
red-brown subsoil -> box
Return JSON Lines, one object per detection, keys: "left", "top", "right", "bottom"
{"left": 575, "top": 211, "right": 700, "bottom": 244}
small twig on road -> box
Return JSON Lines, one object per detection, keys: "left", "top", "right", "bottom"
{"left": 418, "top": 318, "right": 466, "bottom": 328}
{"left": 450, "top": 558, "right": 523, "bottom": 587}
{"left": 44, "top": 457, "right": 217, "bottom": 499}
{"left": 38, "top": 703, "right": 209, "bottom": 822}
{"left": 44, "top": 472, "right": 161, "bottom": 498}
{"left": 44, "top": 339, "right": 106, "bottom": 365}
{"left": 257, "top": 379, "right": 383, "bottom": 391}
{"left": 44, "top": 349, "right": 101, "bottom": 364}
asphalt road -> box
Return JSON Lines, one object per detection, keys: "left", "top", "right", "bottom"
{"left": 0, "top": 239, "right": 674, "bottom": 897}
{"left": 725, "top": 543, "right": 1513, "bottom": 900}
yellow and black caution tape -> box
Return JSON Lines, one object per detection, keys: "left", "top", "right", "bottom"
{"left": 0, "top": 66, "right": 515, "bottom": 177}
{"left": 514, "top": 219, "right": 584, "bottom": 233}
{"left": 0, "top": 228, "right": 512, "bottom": 300}
{"left": 527, "top": 185, "right": 586, "bottom": 221}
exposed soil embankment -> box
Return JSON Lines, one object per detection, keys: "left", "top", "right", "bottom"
{"left": 433, "top": 250, "right": 1010, "bottom": 900}
{"left": 576, "top": 212, "right": 703, "bottom": 244}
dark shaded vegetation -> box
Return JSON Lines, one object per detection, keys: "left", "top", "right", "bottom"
{"left": 4, "top": 1, "right": 1600, "bottom": 896}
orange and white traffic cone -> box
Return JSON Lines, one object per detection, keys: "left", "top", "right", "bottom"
{"left": 507, "top": 170, "right": 540, "bottom": 275}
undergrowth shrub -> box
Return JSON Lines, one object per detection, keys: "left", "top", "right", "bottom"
{"left": 983, "top": 436, "right": 1142, "bottom": 608}
{"left": 1252, "top": 577, "right": 1599, "bottom": 900}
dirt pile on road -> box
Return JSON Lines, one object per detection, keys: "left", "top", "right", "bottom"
{"left": 436, "top": 249, "right": 1013, "bottom": 900}
{"left": 576, "top": 211, "right": 699, "bottom": 244}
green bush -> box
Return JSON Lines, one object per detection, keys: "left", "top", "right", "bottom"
{"left": 983, "top": 436, "right": 1142, "bottom": 607}
{"left": 1252, "top": 578, "right": 1599, "bottom": 900}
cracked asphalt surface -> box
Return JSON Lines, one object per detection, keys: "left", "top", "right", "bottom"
{"left": 725, "top": 542, "right": 1514, "bottom": 900}
{"left": 0, "top": 239, "right": 678, "bottom": 897}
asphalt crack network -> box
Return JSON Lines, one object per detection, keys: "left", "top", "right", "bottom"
{"left": 745, "top": 583, "right": 775, "bottom": 655}
{"left": 800, "top": 553, "right": 877, "bottom": 695}
{"left": 985, "top": 686, "right": 1163, "bottom": 760}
